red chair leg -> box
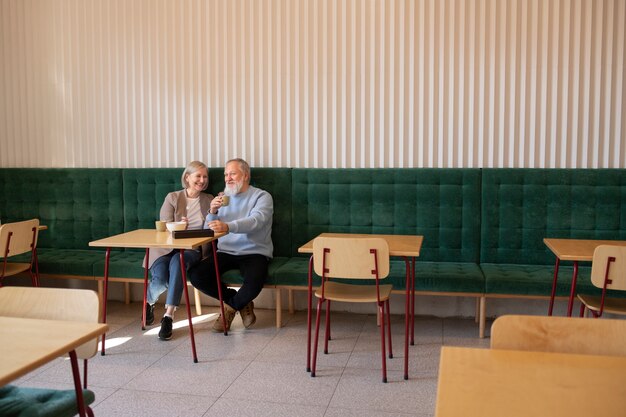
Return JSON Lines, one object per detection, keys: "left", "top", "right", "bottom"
{"left": 386, "top": 300, "right": 393, "bottom": 359}
{"left": 327, "top": 300, "right": 332, "bottom": 341}
{"left": 324, "top": 300, "right": 331, "bottom": 354}
{"left": 311, "top": 298, "right": 324, "bottom": 377}
{"left": 579, "top": 303, "right": 586, "bottom": 317}
{"left": 33, "top": 247, "right": 40, "bottom": 286}
{"left": 83, "top": 359, "right": 88, "bottom": 389}
{"left": 379, "top": 302, "right": 388, "bottom": 383}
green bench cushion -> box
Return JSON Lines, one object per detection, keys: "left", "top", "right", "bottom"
{"left": 482, "top": 263, "right": 626, "bottom": 298}
{"left": 0, "top": 385, "right": 94, "bottom": 417}
{"left": 482, "top": 263, "right": 597, "bottom": 296}
{"left": 37, "top": 249, "right": 105, "bottom": 277}
{"left": 269, "top": 256, "right": 312, "bottom": 286}
{"left": 93, "top": 251, "right": 146, "bottom": 279}
{"left": 414, "top": 261, "right": 484, "bottom": 294}
{"left": 272, "top": 257, "right": 415, "bottom": 291}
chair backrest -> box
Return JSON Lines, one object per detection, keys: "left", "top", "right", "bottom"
{"left": 0, "top": 286, "right": 101, "bottom": 359}
{"left": 0, "top": 219, "right": 39, "bottom": 258}
{"left": 490, "top": 314, "right": 626, "bottom": 356}
{"left": 591, "top": 245, "right": 626, "bottom": 291}
{"left": 313, "top": 236, "right": 390, "bottom": 280}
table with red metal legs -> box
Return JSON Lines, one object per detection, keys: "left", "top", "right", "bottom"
{"left": 544, "top": 238, "right": 626, "bottom": 317}
{"left": 89, "top": 229, "right": 227, "bottom": 362}
{"left": 298, "top": 233, "right": 423, "bottom": 380}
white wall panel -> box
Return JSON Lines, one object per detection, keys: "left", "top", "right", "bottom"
{"left": 0, "top": 0, "right": 625, "bottom": 168}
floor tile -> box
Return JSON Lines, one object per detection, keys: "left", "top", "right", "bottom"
{"left": 204, "top": 397, "right": 326, "bottom": 417}
{"left": 222, "top": 361, "right": 342, "bottom": 407}
{"left": 93, "top": 388, "right": 216, "bottom": 417}
{"left": 124, "top": 355, "right": 250, "bottom": 397}
{"left": 329, "top": 368, "right": 438, "bottom": 415}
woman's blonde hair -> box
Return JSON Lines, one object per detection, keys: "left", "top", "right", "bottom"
{"left": 181, "top": 161, "right": 209, "bottom": 190}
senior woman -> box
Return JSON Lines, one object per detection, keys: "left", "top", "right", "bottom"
{"left": 144, "top": 161, "right": 214, "bottom": 340}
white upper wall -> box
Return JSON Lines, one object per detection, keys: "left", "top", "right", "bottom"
{"left": 1, "top": 0, "right": 624, "bottom": 168}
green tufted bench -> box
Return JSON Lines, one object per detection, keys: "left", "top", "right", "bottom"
{"left": 480, "top": 168, "right": 626, "bottom": 322}
{"left": 3, "top": 166, "right": 626, "bottom": 337}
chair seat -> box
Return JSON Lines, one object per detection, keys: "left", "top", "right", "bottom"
{"left": 577, "top": 294, "right": 626, "bottom": 315}
{"left": 1, "top": 262, "right": 31, "bottom": 277}
{"left": 0, "top": 385, "right": 95, "bottom": 417}
{"left": 315, "top": 281, "right": 393, "bottom": 303}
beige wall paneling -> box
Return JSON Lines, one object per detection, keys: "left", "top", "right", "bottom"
{"left": 1, "top": 0, "right": 624, "bottom": 168}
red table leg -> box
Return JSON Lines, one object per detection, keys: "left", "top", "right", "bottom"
{"left": 101, "top": 247, "right": 110, "bottom": 355}
{"left": 548, "top": 257, "right": 560, "bottom": 316}
{"left": 179, "top": 249, "right": 198, "bottom": 363}
{"left": 403, "top": 257, "right": 410, "bottom": 380}
{"left": 306, "top": 255, "right": 313, "bottom": 373}
{"left": 567, "top": 261, "right": 579, "bottom": 317}
{"left": 410, "top": 257, "right": 416, "bottom": 345}
{"left": 69, "top": 350, "right": 89, "bottom": 417}
{"left": 141, "top": 248, "right": 150, "bottom": 330}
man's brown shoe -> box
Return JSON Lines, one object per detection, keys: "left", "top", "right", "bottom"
{"left": 240, "top": 301, "right": 256, "bottom": 329}
{"left": 212, "top": 303, "right": 236, "bottom": 332}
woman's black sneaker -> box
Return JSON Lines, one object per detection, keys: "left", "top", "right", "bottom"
{"left": 158, "top": 316, "right": 173, "bottom": 340}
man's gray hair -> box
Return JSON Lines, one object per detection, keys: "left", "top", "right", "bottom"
{"left": 226, "top": 158, "right": 251, "bottom": 180}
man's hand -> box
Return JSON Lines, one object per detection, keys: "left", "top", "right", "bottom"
{"left": 207, "top": 220, "right": 229, "bottom": 233}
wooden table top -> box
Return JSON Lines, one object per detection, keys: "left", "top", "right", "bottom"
{"left": 0, "top": 316, "right": 109, "bottom": 386}
{"left": 298, "top": 233, "right": 423, "bottom": 257}
{"left": 89, "top": 228, "right": 226, "bottom": 250}
{"left": 435, "top": 346, "right": 626, "bottom": 417}
{"left": 543, "top": 238, "right": 626, "bottom": 261}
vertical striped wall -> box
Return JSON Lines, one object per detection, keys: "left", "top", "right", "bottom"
{"left": 1, "top": 0, "right": 625, "bottom": 168}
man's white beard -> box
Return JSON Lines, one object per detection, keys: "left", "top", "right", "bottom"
{"left": 224, "top": 180, "right": 243, "bottom": 196}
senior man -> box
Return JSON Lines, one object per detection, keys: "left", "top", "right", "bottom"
{"left": 189, "top": 158, "right": 273, "bottom": 332}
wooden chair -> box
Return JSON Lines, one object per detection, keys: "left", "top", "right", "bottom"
{"left": 309, "top": 236, "right": 393, "bottom": 382}
{"left": 578, "top": 245, "right": 626, "bottom": 318}
{"left": 0, "top": 219, "right": 40, "bottom": 287}
{"left": 0, "top": 286, "right": 101, "bottom": 388}
{"left": 491, "top": 314, "right": 626, "bottom": 356}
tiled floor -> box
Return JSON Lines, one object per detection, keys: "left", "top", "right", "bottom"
{"left": 14, "top": 302, "right": 490, "bottom": 417}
